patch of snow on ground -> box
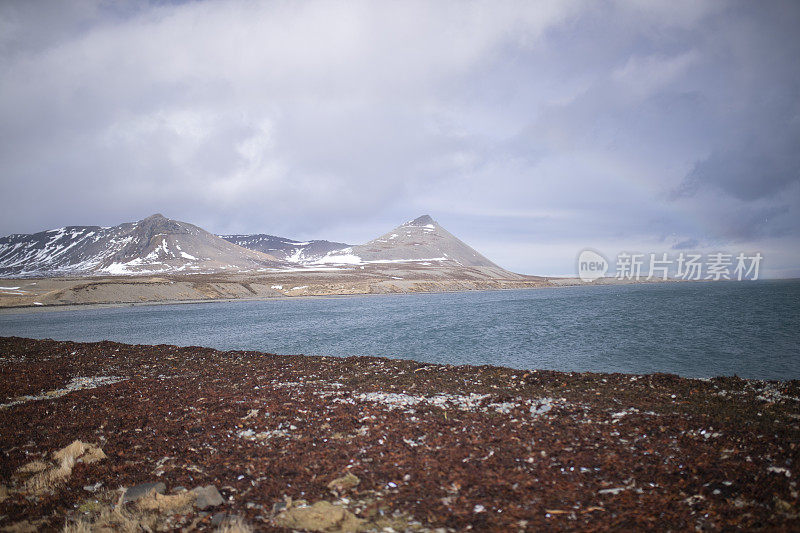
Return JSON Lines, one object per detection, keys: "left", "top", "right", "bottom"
{"left": 364, "top": 257, "right": 447, "bottom": 264}
{"left": 0, "top": 375, "right": 125, "bottom": 410}
{"left": 339, "top": 391, "right": 565, "bottom": 417}
{"left": 314, "top": 249, "right": 363, "bottom": 265}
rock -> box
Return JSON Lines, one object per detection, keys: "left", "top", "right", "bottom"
{"left": 327, "top": 473, "right": 360, "bottom": 493}
{"left": 122, "top": 482, "right": 166, "bottom": 503}
{"left": 274, "top": 501, "right": 365, "bottom": 532}
{"left": 192, "top": 485, "right": 224, "bottom": 509}
{"left": 83, "top": 481, "right": 102, "bottom": 492}
{"left": 211, "top": 512, "right": 227, "bottom": 526}
{"left": 598, "top": 487, "right": 626, "bottom": 496}
{"left": 273, "top": 498, "right": 291, "bottom": 513}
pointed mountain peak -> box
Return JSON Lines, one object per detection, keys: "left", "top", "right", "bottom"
{"left": 406, "top": 214, "right": 436, "bottom": 227}
{"left": 132, "top": 213, "right": 196, "bottom": 238}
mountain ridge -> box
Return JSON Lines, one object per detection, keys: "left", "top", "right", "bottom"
{"left": 0, "top": 213, "right": 512, "bottom": 278}
{"left": 0, "top": 213, "right": 283, "bottom": 277}
{"left": 220, "top": 234, "right": 350, "bottom": 264}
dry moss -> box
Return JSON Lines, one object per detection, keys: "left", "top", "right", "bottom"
{"left": 135, "top": 490, "right": 195, "bottom": 513}
{"left": 63, "top": 505, "right": 158, "bottom": 533}
{"left": 23, "top": 455, "right": 75, "bottom": 495}
{"left": 20, "top": 440, "right": 106, "bottom": 496}
{"left": 52, "top": 440, "right": 106, "bottom": 464}
{"left": 327, "top": 473, "right": 360, "bottom": 493}
{"left": 273, "top": 501, "right": 366, "bottom": 532}
{"left": 15, "top": 461, "right": 49, "bottom": 475}
{"left": 214, "top": 516, "right": 254, "bottom": 533}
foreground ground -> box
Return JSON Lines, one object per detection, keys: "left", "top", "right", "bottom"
{"left": 0, "top": 338, "right": 798, "bottom": 531}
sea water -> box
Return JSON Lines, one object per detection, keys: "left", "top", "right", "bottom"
{"left": 1, "top": 280, "right": 798, "bottom": 380}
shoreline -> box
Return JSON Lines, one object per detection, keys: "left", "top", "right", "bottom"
{"left": 1, "top": 337, "right": 798, "bottom": 531}
{"left": 0, "top": 284, "right": 564, "bottom": 315}
{"left": 0, "top": 276, "right": 705, "bottom": 314}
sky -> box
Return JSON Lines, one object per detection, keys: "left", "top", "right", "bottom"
{"left": 1, "top": 0, "right": 798, "bottom": 277}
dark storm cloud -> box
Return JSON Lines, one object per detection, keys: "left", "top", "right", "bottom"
{"left": 0, "top": 0, "right": 798, "bottom": 276}
{"left": 675, "top": 114, "right": 800, "bottom": 202}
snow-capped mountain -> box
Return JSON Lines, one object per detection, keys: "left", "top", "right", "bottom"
{"left": 220, "top": 234, "right": 350, "bottom": 264}
{"left": 0, "top": 214, "right": 282, "bottom": 277}
{"left": 0, "top": 213, "right": 511, "bottom": 278}
{"left": 310, "top": 215, "right": 503, "bottom": 269}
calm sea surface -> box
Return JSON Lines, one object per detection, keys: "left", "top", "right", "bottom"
{"left": 1, "top": 281, "right": 798, "bottom": 380}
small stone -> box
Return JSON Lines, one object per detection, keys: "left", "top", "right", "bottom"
{"left": 192, "top": 485, "right": 224, "bottom": 509}
{"left": 173, "top": 486, "right": 187, "bottom": 493}
{"left": 273, "top": 500, "right": 290, "bottom": 513}
{"left": 83, "top": 482, "right": 102, "bottom": 493}
{"left": 122, "top": 482, "right": 166, "bottom": 503}
{"left": 211, "top": 512, "right": 227, "bottom": 526}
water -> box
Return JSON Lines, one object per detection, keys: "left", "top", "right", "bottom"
{"left": 1, "top": 281, "right": 798, "bottom": 380}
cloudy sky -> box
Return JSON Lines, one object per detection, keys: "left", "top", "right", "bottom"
{"left": 1, "top": 0, "right": 798, "bottom": 277}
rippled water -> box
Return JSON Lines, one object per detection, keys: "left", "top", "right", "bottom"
{"left": 1, "top": 281, "right": 798, "bottom": 380}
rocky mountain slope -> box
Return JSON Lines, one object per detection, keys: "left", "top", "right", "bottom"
{"left": 308, "top": 215, "right": 510, "bottom": 274}
{"left": 351, "top": 215, "right": 499, "bottom": 267}
{"left": 0, "top": 214, "right": 282, "bottom": 277}
{"left": 220, "top": 234, "right": 349, "bottom": 264}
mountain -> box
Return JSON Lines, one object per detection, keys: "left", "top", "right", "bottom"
{"left": 220, "top": 234, "right": 350, "bottom": 264}
{"left": 312, "top": 215, "right": 502, "bottom": 268}
{"left": 0, "top": 213, "right": 512, "bottom": 279}
{"left": 0, "top": 214, "right": 282, "bottom": 277}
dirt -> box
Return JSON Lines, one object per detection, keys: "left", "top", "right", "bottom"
{"left": 0, "top": 337, "right": 798, "bottom": 531}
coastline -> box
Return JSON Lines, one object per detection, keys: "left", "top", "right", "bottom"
{"left": 0, "top": 284, "right": 562, "bottom": 315}
{"left": 1, "top": 337, "right": 797, "bottom": 531}
{"left": 0, "top": 272, "right": 686, "bottom": 313}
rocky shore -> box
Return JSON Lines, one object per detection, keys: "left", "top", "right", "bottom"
{"left": 0, "top": 337, "right": 798, "bottom": 531}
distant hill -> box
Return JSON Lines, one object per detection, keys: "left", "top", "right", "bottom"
{"left": 0, "top": 214, "right": 282, "bottom": 277}
{"left": 220, "top": 234, "right": 350, "bottom": 264}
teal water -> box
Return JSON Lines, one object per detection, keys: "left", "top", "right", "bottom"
{"left": 1, "top": 281, "right": 798, "bottom": 380}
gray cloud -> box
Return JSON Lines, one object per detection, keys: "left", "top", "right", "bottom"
{"left": 672, "top": 238, "right": 699, "bottom": 250}
{"left": 0, "top": 0, "right": 798, "bottom": 276}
